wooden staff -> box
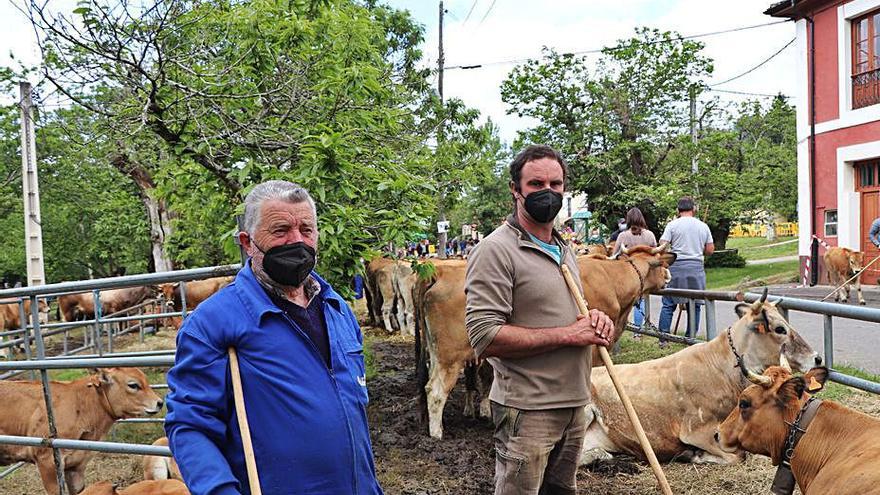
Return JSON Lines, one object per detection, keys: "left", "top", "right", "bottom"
{"left": 560, "top": 265, "right": 673, "bottom": 495}
{"left": 228, "top": 347, "right": 263, "bottom": 495}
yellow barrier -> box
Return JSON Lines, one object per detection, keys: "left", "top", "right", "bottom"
{"left": 730, "top": 223, "right": 798, "bottom": 237}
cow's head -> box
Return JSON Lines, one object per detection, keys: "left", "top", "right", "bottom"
{"left": 618, "top": 243, "right": 677, "bottom": 292}
{"left": 37, "top": 298, "right": 49, "bottom": 324}
{"left": 583, "top": 244, "right": 610, "bottom": 258}
{"left": 88, "top": 367, "right": 164, "bottom": 418}
{"left": 847, "top": 250, "right": 865, "bottom": 274}
{"left": 717, "top": 363, "right": 828, "bottom": 464}
{"left": 732, "top": 295, "right": 820, "bottom": 373}
{"left": 157, "top": 283, "right": 179, "bottom": 311}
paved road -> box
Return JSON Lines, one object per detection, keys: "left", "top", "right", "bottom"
{"left": 642, "top": 283, "right": 880, "bottom": 374}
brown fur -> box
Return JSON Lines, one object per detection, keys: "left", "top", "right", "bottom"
{"left": 718, "top": 366, "right": 880, "bottom": 494}
{"left": 824, "top": 247, "right": 866, "bottom": 305}
{"left": 0, "top": 368, "right": 164, "bottom": 494}
{"left": 58, "top": 287, "right": 152, "bottom": 322}
{"left": 0, "top": 298, "right": 49, "bottom": 330}
{"left": 581, "top": 300, "right": 819, "bottom": 466}
{"left": 142, "top": 437, "right": 182, "bottom": 481}
{"left": 158, "top": 277, "right": 233, "bottom": 329}
{"left": 81, "top": 479, "right": 189, "bottom": 495}
{"left": 364, "top": 257, "right": 395, "bottom": 329}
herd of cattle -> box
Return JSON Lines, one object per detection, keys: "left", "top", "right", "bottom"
{"left": 364, "top": 243, "right": 878, "bottom": 493}
{"left": 0, "top": 242, "right": 874, "bottom": 494}
{"left": 0, "top": 276, "right": 232, "bottom": 495}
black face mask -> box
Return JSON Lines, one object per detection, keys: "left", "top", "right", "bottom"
{"left": 521, "top": 188, "right": 563, "bottom": 223}
{"left": 254, "top": 241, "right": 316, "bottom": 287}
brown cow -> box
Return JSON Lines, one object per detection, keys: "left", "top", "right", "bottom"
{"left": 0, "top": 368, "right": 164, "bottom": 495}
{"left": 824, "top": 246, "right": 866, "bottom": 305}
{"left": 58, "top": 287, "right": 152, "bottom": 322}
{"left": 717, "top": 365, "right": 880, "bottom": 494}
{"left": 0, "top": 298, "right": 50, "bottom": 329}
{"left": 142, "top": 437, "right": 182, "bottom": 481}
{"left": 364, "top": 257, "right": 394, "bottom": 328}
{"left": 580, "top": 298, "right": 820, "bottom": 466}
{"left": 363, "top": 258, "right": 398, "bottom": 332}
{"left": 81, "top": 480, "right": 189, "bottom": 495}
{"left": 581, "top": 243, "right": 613, "bottom": 259}
{"left": 416, "top": 246, "right": 675, "bottom": 439}
{"left": 158, "top": 276, "right": 234, "bottom": 329}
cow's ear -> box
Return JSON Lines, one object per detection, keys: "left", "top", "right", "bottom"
{"left": 99, "top": 369, "right": 113, "bottom": 386}
{"left": 734, "top": 303, "right": 750, "bottom": 317}
{"left": 804, "top": 367, "right": 829, "bottom": 393}
{"left": 660, "top": 252, "right": 676, "bottom": 266}
{"left": 777, "top": 377, "right": 807, "bottom": 403}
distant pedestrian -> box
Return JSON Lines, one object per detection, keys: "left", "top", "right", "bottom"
{"left": 609, "top": 217, "right": 627, "bottom": 242}
{"left": 657, "top": 197, "right": 714, "bottom": 346}
{"left": 869, "top": 215, "right": 880, "bottom": 248}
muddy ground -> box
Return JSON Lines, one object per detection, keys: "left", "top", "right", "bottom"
{"left": 5, "top": 321, "right": 880, "bottom": 494}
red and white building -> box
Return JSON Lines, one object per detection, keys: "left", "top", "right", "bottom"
{"left": 767, "top": 0, "right": 880, "bottom": 284}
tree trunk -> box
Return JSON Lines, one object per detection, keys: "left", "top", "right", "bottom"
{"left": 110, "top": 153, "right": 174, "bottom": 272}
{"left": 709, "top": 217, "right": 732, "bottom": 251}
{"left": 766, "top": 221, "right": 777, "bottom": 242}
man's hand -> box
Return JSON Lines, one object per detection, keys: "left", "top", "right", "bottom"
{"left": 569, "top": 309, "right": 613, "bottom": 347}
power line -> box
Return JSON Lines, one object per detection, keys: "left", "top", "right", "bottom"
{"left": 709, "top": 37, "right": 795, "bottom": 87}
{"left": 447, "top": 19, "right": 790, "bottom": 70}
{"left": 478, "top": 0, "right": 497, "bottom": 25}
{"left": 706, "top": 88, "right": 791, "bottom": 98}
{"left": 463, "top": 0, "right": 479, "bottom": 24}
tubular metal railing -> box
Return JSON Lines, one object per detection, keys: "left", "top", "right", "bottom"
{"left": 0, "top": 265, "right": 240, "bottom": 489}
{"left": 633, "top": 288, "right": 880, "bottom": 395}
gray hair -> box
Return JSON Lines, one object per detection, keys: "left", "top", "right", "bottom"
{"left": 242, "top": 180, "right": 317, "bottom": 236}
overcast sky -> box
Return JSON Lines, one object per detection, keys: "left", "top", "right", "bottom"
{"left": 0, "top": 0, "right": 798, "bottom": 144}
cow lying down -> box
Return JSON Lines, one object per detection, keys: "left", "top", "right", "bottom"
{"left": 0, "top": 368, "right": 163, "bottom": 495}
{"left": 81, "top": 480, "right": 189, "bottom": 495}
{"left": 718, "top": 363, "right": 880, "bottom": 495}
{"left": 580, "top": 296, "right": 821, "bottom": 466}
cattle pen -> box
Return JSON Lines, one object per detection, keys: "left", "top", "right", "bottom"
{"left": 0, "top": 265, "right": 239, "bottom": 492}
{"left": 0, "top": 266, "right": 879, "bottom": 494}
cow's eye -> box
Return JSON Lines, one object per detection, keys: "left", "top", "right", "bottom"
{"left": 127, "top": 382, "right": 141, "bottom": 391}
{"left": 739, "top": 399, "right": 751, "bottom": 410}
{"left": 774, "top": 326, "right": 787, "bottom": 335}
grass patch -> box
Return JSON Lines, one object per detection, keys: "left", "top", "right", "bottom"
{"left": 612, "top": 333, "right": 688, "bottom": 364}
{"left": 819, "top": 364, "right": 880, "bottom": 401}
{"left": 706, "top": 260, "right": 799, "bottom": 290}
{"left": 364, "top": 336, "right": 378, "bottom": 381}
{"left": 727, "top": 236, "right": 797, "bottom": 261}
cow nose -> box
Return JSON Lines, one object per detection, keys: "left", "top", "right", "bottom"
{"left": 713, "top": 431, "right": 720, "bottom": 442}
{"left": 156, "top": 399, "right": 164, "bottom": 409}
{"left": 814, "top": 355, "right": 823, "bottom": 366}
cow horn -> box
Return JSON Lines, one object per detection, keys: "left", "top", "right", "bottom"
{"left": 650, "top": 245, "right": 663, "bottom": 254}
{"left": 770, "top": 297, "right": 783, "bottom": 307}
{"left": 747, "top": 369, "right": 773, "bottom": 386}
{"left": 779, "top": 352, "right": 792, "bottom": 373}
{"left": 760, "top": 287, "right": 769, "bottom": 303}
{"left": 620, "top": 244, "right": 630, "bottom": 255}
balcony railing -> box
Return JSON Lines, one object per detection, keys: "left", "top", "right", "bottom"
{"left": 853, "top": 68, "right": 880, "bottom": 109}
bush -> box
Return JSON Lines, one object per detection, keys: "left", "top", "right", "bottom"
{"left": 705, "top": 249, "right": 746, "bottom": 268}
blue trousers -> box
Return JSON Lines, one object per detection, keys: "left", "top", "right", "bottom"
{"left": 659, "top": 296, "right": 701, "bottom": 338}
{"left": 632, "top": 298, "right": 646, "bottom": 328}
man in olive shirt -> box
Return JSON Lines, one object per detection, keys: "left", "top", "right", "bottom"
{"left": 465, "top": 144, "right": 613, "bottom": 495}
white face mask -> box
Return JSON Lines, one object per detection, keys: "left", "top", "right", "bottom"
{"left": 619, "top": 223, "right": 627, "bottom": 230}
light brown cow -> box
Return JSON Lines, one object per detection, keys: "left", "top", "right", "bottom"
{"left": 824, "top": 246, "right": 866, "bottom": 305}
{"left": 579, "top": 244, "right": 676, "bottom": 362}
{"left": 582, "top": 243, "right": 613, "bottom": 258}
{"left": 158, "top": 276, "right": 234, "bottom": 329}
{"left": 364, "top": 258, "right": 398, "bottom": 332}
{"left": 391, "top": 261, "right": 417, "bottom": 336}
{"left": 0, "top": 298, "right": 50, "bottom": 329}
{"left": 143, "top": 437, "right": 182, "bottom": 481}
{"left": 580, "top": 298, "right": 820, "bottom": 466}
{"left": 717, "top": 365, "right": 880, "bottom": 494}
{"left": 58, "top": 287, "right": 152, "bottom": 322}
{"left": 416, "top": 246, "right": 675, "bottom": 439}
{"left": 81, "top": 480, "right": 189, "bottom": 495}
{"left": 0, "top": 368, "right": 164, "bottom": 495}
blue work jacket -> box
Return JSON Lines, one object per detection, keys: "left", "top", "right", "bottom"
{"left": 164, "top": 263, "right": 383, "bottom": 495}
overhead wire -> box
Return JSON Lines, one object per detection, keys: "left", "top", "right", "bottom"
{"left": 478, "top": 0, "right": 497, "bottom": 25}
{"left": 709, "top": 37, "right": 795, "bottom": 87}
{"left": 446, "top": 19, "right": 790, "bottom": 70}
{"left": 462, "top": 0, "right": 479, "bottom": 24}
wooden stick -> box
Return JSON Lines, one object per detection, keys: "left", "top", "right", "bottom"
{"left": 228, "top": 347, "right": 263, "bottom": 495}
{"left": 560, "top": 265, "right": 673, "bottom": 495}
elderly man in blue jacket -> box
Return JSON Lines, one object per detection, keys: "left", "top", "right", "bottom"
{"left": 164, "top": 180, "right": 383, "bottom": 495}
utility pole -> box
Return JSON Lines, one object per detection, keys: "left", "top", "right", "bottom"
{"left": 436, "top": 0, "right": 448, "bottom": 259}
{"left": 689, "top": 85, "right": 698, "bottom": 198}
{"left": 19, "top": 81, "right": 46, "bottom": 287}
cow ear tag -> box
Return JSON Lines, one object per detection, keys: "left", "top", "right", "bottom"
{"left": 807, "top": 376, "right": 823, "bottom": 392}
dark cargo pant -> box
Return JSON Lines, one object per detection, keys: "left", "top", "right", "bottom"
{"left": 491, "top": 402, "right": 587, "bottom": 495}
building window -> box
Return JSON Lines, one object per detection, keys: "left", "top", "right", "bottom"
{"left": 857, "top": 159, "right": 879, "bottom": 190}
{"left": 852, "top": 9, "right": 880, "bottom": 109}
{"left": 824, "top": 210, "right": 838, "bottom": 237}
